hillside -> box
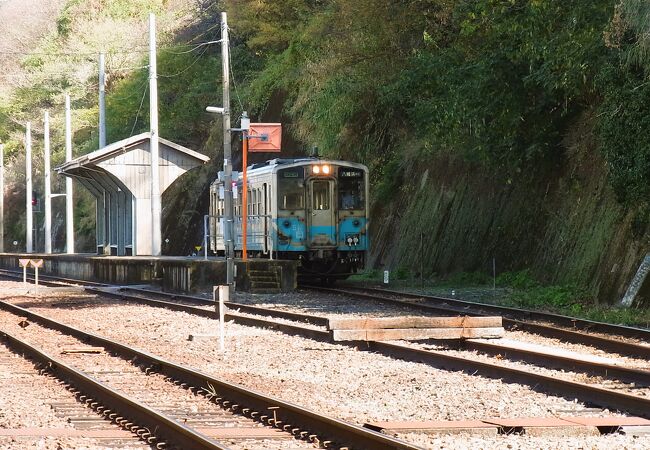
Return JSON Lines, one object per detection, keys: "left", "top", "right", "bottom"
{"left": 1, "top": 0, "right": 649, "bottom": 306}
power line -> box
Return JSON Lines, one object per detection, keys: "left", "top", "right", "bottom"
{"left": 159, "top": 45, "right": 210, "bottom": 78}
{"left": 129, "top": 83, "right": 149, "bottom": 137}
{"left": 0, "top": 40, "right": 222, "bottom": 58}
{"left": 229, "top": 44, "right": 244, "bottom": 112}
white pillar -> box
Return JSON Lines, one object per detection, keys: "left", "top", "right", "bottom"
{"left": 65, "top": 95, "right": 74, "bottom": 254}
{"left": 25, "top": 123, "right": 33, "bottom": 253}
{"left": 149, "top": 12, "right": 161, "bottom": 256}
{"left": 44, "top": 111, "right": 52, "bottom": 253}
{"left": 99, "top": 52, "right": 107, "bottom": 149}
{"left": 0, "top": 143, "right": 4, "bottom": 253}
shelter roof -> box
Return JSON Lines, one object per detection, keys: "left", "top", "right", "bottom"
{"left": 56, "top": 132, "right": 208, "bottom": 173}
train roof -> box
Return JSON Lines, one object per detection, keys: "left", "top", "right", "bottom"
{"left": 246, "top": 157, "right": 368, "bottom": 175}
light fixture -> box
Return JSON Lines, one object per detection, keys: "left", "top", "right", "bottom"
{"left": 313, "top": 165, "right": 321, "bottom": 174}
{"left": 322, "top": 165, "right": 330, "bottom": 174}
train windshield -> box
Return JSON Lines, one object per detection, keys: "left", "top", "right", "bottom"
{"left": 278, "top": 167, "right": 305, "bottom": 210}
{"left": 338, "top": 167, "right": 365, "bottom": 210}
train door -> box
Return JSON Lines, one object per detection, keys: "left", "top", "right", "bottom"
{"left": 308, "top": 179, "right": 336, "bottom": 246}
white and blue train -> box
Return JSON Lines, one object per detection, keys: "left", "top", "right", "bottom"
{"left": 209, "top": 157, "right": 369, "bottom": 280}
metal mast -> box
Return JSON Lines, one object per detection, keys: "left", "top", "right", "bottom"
{"left": 65, "top": 95, "right": 74, "bottom": 254}
{"left": 99, "top": 52, "right": 107, "bottom": 149}
{"left": 44, "top": 111, "right": 52, "bottom": 253}
{"left": 221, "top": 12, "right": 234, "bottom": 287}
{"left": 0, "top": 143, "right": 3, "bottom": 253}
{"left": 149, "top": 12, "right": 161, "bottom": 256}
{"left": 25, "top": 123, "right": 33, "bottom": 253}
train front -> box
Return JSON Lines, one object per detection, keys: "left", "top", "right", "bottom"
{"left": 275, "top": 160, "right": 369, "bottom": 281}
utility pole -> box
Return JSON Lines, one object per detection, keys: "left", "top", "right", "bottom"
{"left": 65, "top": 95, "right": 74, "bottom": 254}
{"left": 99, "top": 52, "right": 107, "bottom": 148}
{"left": 0, "top": 143, "right": 3, "bottom": 253}
{"left": 44, "top": 111, "right": 52, "bottom": 253}
{"left": 25, "top": 122, "right": 33, "bottom": 253}
{"left": 221, "top": 12, "right": 234, "bottom": 287}
{"left": 149, "top": 12, "right": 161, "bottom": 256}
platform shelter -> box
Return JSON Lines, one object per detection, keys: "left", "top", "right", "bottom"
{"left": 56, "top": 132, "right": 209, "bottom": 256}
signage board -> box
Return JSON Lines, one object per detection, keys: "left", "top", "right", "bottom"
{"left": 248, "top": 123, "right": 282, "bottom": 152}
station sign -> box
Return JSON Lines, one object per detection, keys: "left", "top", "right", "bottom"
{"left": 248, "top": 123, "right": 282, "bottom": 153}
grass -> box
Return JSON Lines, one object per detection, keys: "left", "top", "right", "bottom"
{"left": 347, "top": 269, "right": 650, "bottom": 329}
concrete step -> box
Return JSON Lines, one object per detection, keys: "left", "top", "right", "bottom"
{"left": 250, "top": 281, "right": 281, "bottom": 289}
{"left": 250, "top": 288, "right": 282, "bottom": 294}
{"left": 249, "top": 275, "right": 277, "bottom": 282}
{"left": 249, "top": 269, "right": 277, "bottom": 274}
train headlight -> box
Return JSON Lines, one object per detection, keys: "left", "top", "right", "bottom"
{"left": 312, "top": 165, "right": 320, "bottom": 174}
{"left": 322, "top": 165, "right": 330, "bottom": 174}
{"left": 353, "top": 236, "right": 359, "bottom": 245}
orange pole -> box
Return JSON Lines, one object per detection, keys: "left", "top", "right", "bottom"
{"left": 242, "top": 132, "right": 248, "bottom": 260}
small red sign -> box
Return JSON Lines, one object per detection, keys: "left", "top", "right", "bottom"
{"left": 248, "top": 123, "right": 282, "bottom": 152}
{"left": 19, "top": 259, "right": 31, "bottom": 268}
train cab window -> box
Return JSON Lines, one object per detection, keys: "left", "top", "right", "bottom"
{"left": 312, "top": 180, "right": 330, "bottom": 210}
{"left": 278, "top": 167, "right": 305, "bottom": 210}
{"left": 338, "top": 167, "right": 365, "bottom": 210}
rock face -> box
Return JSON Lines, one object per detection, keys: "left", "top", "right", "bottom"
{"left": 370, "top": 113, "right": 649, "bottom": 306}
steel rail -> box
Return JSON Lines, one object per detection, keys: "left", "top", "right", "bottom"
{"left": 0, "top": 300, "right": 419, "bottom": 450}
{"left": 95, "top": 288, "right": 650, "bottom": 387}
{"left": 117, "top": 286, "right": 328, "bottom": 327}
{"left": 0, "top": 268, "right": 108, "bottom": 287}
{"left": 459, "top": 340, "right": 650, "bottom": 386}
{"left": 73, "top": 291, "right": 650, "bottom": 418}
{"left": 308, "top": 286, "right": 650, "bottom": 359}
{"left": 341, "top": 285, "right": 650, "bottom": 341}
{"left": 0, "top": 329, "right": 230, "bottom": 450}
{"left": 89, "top": 288, "right": 332, "bottom": 342}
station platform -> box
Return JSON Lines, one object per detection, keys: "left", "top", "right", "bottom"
{"left": 0, "top": 253, "right": 297, "bottom": 294}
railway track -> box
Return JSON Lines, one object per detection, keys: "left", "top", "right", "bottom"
{"left": 3, "top": 272, "right": 650, "bottom": 424}
{"left": 73, "top": 285, "right": 650, "bottom": 419}
{"left": 305, "top": 285, "right": 650, "bottom": 359}
{"left": 0, "top": 299, "right": 419, "bottom": 450}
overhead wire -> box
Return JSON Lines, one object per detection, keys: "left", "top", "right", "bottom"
{"left": 228, "top": 39, "right": 245, "bottom": 113}
{"left": 129, "top": 82, "right": 149, "bottom": 137}
{"left": 158, "top": 45, "right": 211, "bottom": 78}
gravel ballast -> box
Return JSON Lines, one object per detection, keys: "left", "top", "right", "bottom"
{"left": 1, "top": 281, "right": 649, "bottom": 449}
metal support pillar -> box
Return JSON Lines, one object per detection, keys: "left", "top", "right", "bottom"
{"left": 25, "top": 123, "right": 33, "bottom": 253}
{"left": 65, "top": 95, "right": 74, "bottom": 254}
{"left": 99, "top": 52, "right": 107, "bottom": 149}
{"left": 221, "top": 12, "right": 235, "bottom": 288}
{"left": 44, "top": 111, "right": 52, "bottom": 253}
{"left": 0, "top": 143, "right": 4, "bottom": 253}
{"left": 149, "top": 12, "right": 161, "bottom": 256}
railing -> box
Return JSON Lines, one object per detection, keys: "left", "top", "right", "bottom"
{"left": 204, "top": 214, "right": 274, "bottom": 260}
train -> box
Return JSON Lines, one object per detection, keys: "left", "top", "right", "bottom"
{"left": 209, "top": 157, "right": 369, "bottom": 281}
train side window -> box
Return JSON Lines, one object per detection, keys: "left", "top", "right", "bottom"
{"left": 263, "top": 184, "right": 268, "bottom": 215}
{"left": 278, "top": 167, "right": 305, "bottom": 210}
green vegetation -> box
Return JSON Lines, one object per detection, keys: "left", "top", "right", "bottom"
{"left": 2, "top": 0, "right": 650, "bottom": 304}
{"left": 350, "top": 269, "right": 650, "bottom": 327}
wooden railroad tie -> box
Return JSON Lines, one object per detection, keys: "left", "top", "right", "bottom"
{"left": 328, "top": 316, "right": 504, "bottom": 341}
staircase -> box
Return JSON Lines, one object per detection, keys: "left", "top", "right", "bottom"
{"left": 248, "top": 267, "right": 281, "bottom": 294}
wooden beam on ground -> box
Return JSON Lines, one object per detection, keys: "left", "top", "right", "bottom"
{"left": 327, "top": 316, "right": 502, "bottom": 331}
{"left": 331, "top": 327, "right": 505, "bottom": 341}
{"left": 60, "top": 347, "right": 104, "bottom": 354}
